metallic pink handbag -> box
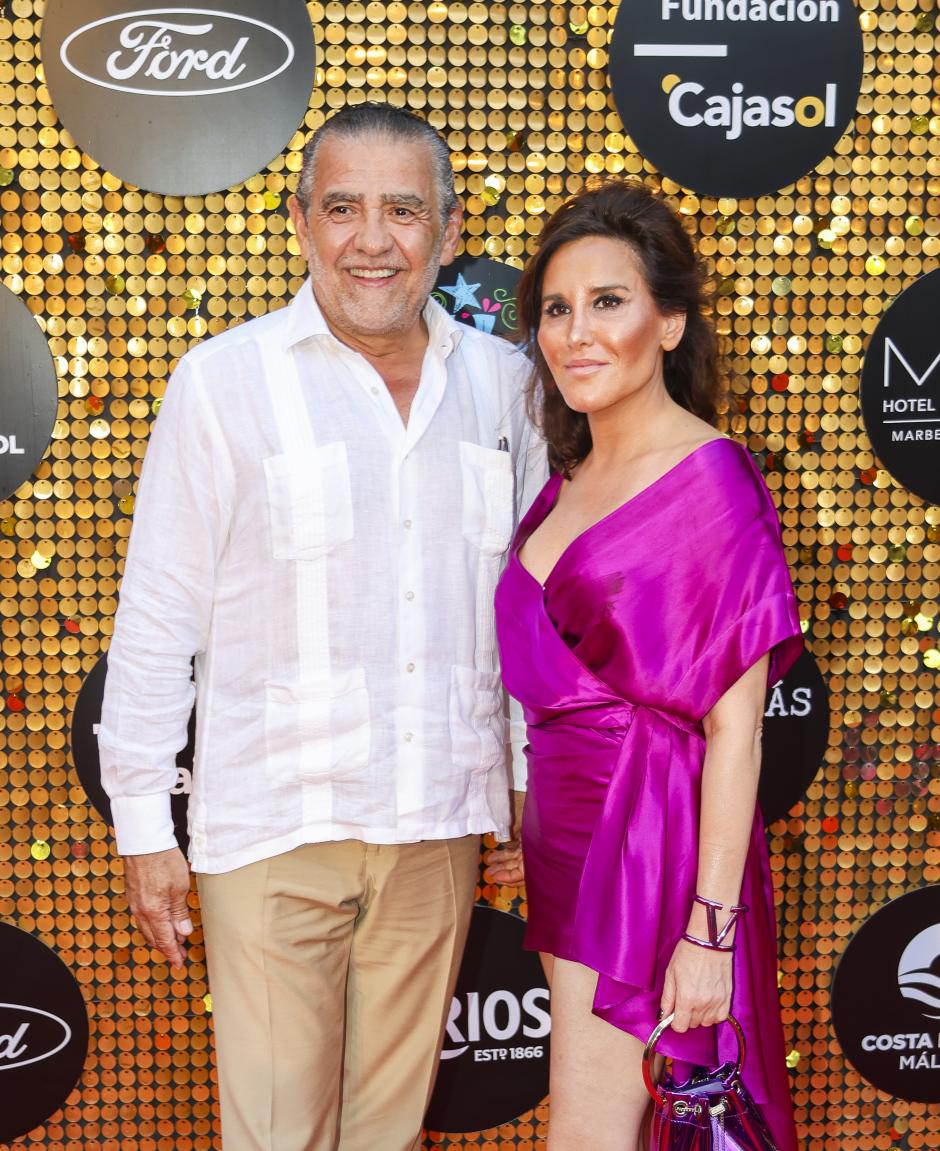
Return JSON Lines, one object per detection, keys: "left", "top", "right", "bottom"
{"left": 643, "top": 1014, "right": 779, "bottom": 1151}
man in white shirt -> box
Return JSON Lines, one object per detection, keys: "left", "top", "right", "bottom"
{"left": 98, "top": 104, "right": 541, "bottom": 1151}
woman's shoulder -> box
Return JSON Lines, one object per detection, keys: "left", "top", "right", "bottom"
{"left": 684, "top": 432, "right": 756, "bottom": 476}
{"left": 679, "top": 435, "right": 774, "bottom": 519}
{"left": 672, "top": 432, "right": 745, "bottom": 480}
{"left": 666, "top": 411, "right": 731, "bottom": 464}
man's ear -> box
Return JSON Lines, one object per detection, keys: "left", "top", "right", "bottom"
{"left": 662, "top": 310, "right": 686, "bottom": 351}
{"left": 288, "top": 194, "right": 311, "bottom": 260}
{"left": 438, "top": 204, "right": 464, "bottom": 269}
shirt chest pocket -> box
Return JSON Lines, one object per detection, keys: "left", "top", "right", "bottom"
{"left": 459, "top": 440, "right": 515, "bottom": 556}
{"left": 263, "top": 443, "right": 354, "bottom": 560}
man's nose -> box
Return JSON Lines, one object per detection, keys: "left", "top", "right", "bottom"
{"left": 353, "top": 208, "right": 394, "bottom": 254}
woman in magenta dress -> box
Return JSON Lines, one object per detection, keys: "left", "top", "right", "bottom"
{"left": 489, "top": 182, "right": 802, "bottom": 1151}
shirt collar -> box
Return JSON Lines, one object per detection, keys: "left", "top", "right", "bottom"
{"left": 423, "top": 291, "right": 465, "bottom": 359}
{"left": 283, "top": 277, "right": 464, "bottom": 361}
{"left": 281, "top": 277, "right": 334, "bottom": 348}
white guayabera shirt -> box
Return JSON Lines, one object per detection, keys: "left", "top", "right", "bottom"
{"left": 98, "top": 281, "right": 545, "bottom": 874}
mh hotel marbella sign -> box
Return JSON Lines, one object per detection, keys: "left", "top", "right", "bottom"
{"left": 860, "top": 269, "right": 940, "bottom": 506}
{"left": 42, "top": 1, "right": 315, "bottom": 195}
{"left": 609, "top": 0, "right": 864, "bottom": 198}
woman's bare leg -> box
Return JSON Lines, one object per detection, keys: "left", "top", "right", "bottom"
{"left": 540, "top": 951, "right": 555, "bottom": 984}
{"left": 544, "top": 957, "right": 653, "bottom": 1151}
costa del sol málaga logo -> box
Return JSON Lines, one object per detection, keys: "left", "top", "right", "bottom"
{"left": 898, "top": 925, "right": 940, "bottom": 1020}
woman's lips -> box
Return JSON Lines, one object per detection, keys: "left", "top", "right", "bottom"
{"left": 564, "top": 359, "right": 607, "bottom": 372}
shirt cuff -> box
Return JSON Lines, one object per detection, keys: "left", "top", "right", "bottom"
{"left": 510, "top": 720, "right": 528, "bottom": 792}
{"left": 110, "top": 793, "right": 178, "bottom": 856}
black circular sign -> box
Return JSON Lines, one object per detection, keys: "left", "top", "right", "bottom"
{"left": 0, "top": 283, "right": 58, "bottom": 502}
{"left": 425, "top": 906, "right": 550, "bottom": 1133}
{"left": 759, "top": 646, "right": 830, "bottom": 824}
{"left": 0, "top": 924, "right": 90, "bottom": 1142}
{"left": 609, "top": 0, "right": 864, "bottom": 198}
{"left": 432, "top": 254, "right": 520, "bottom": 339}
{"left": 860, "top": 268, "right": 940, "bottom": 505}
{"left": 832, "top": 886, "right": 940, "bottom": 1103}
{"left": 71, "top": 653, "right": 194, "bottom": 853}
{"left": 42, "top": 1, "right": 315, "bottom": 195}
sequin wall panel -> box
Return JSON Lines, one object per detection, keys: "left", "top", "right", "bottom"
{"left": 0, "top": 2, "right": 938, "bottom": 1149}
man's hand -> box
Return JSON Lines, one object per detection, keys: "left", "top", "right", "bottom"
{"left": 483, "top": 789, "right": 526, "bottom": 886}
{"left": 122, "top": 847, "right": 193, "bottom": 968}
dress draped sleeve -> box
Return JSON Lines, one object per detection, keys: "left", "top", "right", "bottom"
{"left": 670, "top": 450, "right": 803, "bottom": 710}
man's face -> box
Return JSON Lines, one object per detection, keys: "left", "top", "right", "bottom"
{"left": 289, "top": 133, "right": 461, "bottom": 348}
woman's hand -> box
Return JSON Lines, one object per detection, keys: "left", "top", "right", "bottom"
{"left": 659, "top": 938, "right": 733, "bottom": 1033}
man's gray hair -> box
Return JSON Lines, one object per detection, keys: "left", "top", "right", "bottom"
{"left": 294, "top": 103, "right": 458, "bottom": 225}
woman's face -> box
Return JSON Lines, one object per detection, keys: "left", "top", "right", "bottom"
{"left": 536, "top": 234, "right": 685, "bottom": 417}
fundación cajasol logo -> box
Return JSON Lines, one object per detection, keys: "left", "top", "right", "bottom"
{"left": 0, "top": 283, "right": 58, "bottom": 503}
{"left": 41, "top": 1, "right": 315, "bottom": 195}
{"left": 832, "top": 885, "right": 940, "bottom": 1103}
{"left": 425, "top": 907, "right": 550, "bottom": 1133}
{"left": 860, "top": 267, "right": 940, "bottom": 506}
{"left": 608, "top": 0, "right": 864, "bottom": 197}
{"left": 0, "top": 925, "right": 90, "bottom": 1143}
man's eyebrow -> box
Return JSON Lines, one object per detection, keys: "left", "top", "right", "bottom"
{"left": 380, "top": 193, "right": 428, "bottom": 210}
{"left": 319, "top": 190, "right": 363, "bottom": 209}
{"left": 318, "top": 191, "right": 429, "bottom": 211}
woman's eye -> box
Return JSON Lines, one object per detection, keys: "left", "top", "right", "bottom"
{"left": 596, "top": 294, "right": 622, "bottom": 309}
{"left": 543, "top": 301, "right": 568, "bottom": 317}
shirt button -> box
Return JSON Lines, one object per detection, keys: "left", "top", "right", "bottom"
{"left": 403, "top": 518, "right": 412, "bottom": 529}
{"left": 405, "top": 590, "right": 415, "bottom": 601}
{"left": 370, "top": 385, "right": 379, "bottom": 396}
{"left": 403, "top": 731, "right": 414, "bottom": 742}
{"left": 405, "top": 662, "right": 415, "bottom": 673}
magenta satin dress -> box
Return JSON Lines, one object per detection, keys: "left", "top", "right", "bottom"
{"left": 495, "top": 438, "right": 802, "bottom": 1151}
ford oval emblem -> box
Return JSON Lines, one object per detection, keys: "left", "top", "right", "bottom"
{"left": 59, "top": 7, "right": 295, "bottom": 97}
{"left": 0, "top": 1003, "right": 73, "bottom": 1071}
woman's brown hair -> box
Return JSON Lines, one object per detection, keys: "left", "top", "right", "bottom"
{"left": 516, "top": 180, "right": 722, "bottom": 475}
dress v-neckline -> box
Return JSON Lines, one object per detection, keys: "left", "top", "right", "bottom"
{"left": 515, "top": 437, "right": 731, "bottom": 591}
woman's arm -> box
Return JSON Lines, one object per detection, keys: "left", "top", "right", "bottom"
{"left": 659, "top": 651, "right": 769, "bottom": 1033}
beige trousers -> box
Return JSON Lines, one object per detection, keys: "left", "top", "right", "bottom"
{"left": 196, "top": 836, "right": 480, "bottom": 1151}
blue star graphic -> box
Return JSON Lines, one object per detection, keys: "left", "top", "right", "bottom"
{"left": 438, "top": 272, "right": 482, "bottom": 313}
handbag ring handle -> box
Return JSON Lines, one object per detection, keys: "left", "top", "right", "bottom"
{"left": 641, "top": 1013, "right": 747, "bottom": 1104}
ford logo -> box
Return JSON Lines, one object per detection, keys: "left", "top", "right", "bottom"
{"left": 59, "top": 8, "right": 295, "bottom": 97}
{"left": 0, "top": 1003, "right": 73, "bottom": 1070}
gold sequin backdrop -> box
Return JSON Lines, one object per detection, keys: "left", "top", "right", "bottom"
{"left": 0, "top": 0, "right": 938, "bottom": 1148}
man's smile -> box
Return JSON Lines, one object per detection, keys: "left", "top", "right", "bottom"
{"left": 347, "top": 267, "right": 401, "bottom": 281}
